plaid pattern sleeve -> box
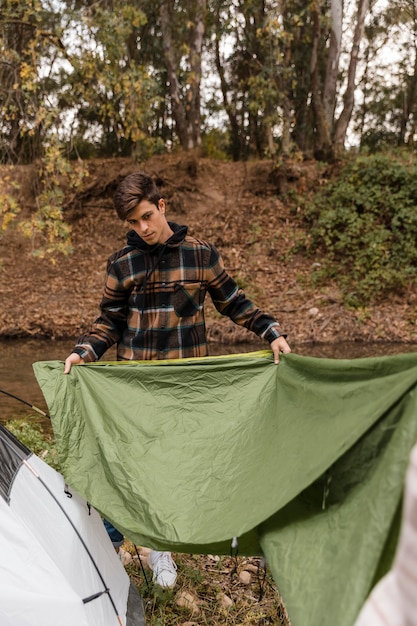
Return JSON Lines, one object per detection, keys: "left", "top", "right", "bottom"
{"left": 73, "top": 250, "right": 134, "bottom": 361}
{"left": 205, "top": 243, "right": 283, "bottom": 344}
{"left": 73, "top": 235, "right": 284, "bottom": 362}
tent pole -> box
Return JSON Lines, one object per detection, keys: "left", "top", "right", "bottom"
{"left": 21, "top": 457, "right": 125, "bottom": 625}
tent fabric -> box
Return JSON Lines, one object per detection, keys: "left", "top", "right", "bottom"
{"left": 353, "top": 442, "right": 417, "bottom": 626}
{"left": 0, "top": 425, "right": 140, "bottom": 626}
{"left": 33, "top": 351, "right": 417, "bottom": 626}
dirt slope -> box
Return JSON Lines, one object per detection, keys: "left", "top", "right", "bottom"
{"left": 1, "top": 153, "right": 416, "bottom": 348}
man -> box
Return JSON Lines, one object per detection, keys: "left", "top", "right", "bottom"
{"left": 64, "top": 171, "right": 291, "bottom": 587}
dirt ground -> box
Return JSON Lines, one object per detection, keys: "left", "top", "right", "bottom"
{"left": 1, "top": 152, "right": 417, "bottom": 349}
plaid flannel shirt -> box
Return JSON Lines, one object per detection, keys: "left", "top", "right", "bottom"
{"left": 74, "top": 223, "right": 284, "bottom": 362}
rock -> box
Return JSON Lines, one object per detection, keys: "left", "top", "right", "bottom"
{"left": 176, "top": 591, "right": 200, "bottom": 615}
{"left": 239, "top": 570, "right": 252, "bottom": 584}
{"left": 243, "top": 563, "right": 259, "bottom": 574}
{"left": 217, "top": 592, "right": 234, "bottom": 608}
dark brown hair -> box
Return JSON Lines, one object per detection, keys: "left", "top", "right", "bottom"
{"left": 114, "top": 172, "right": 161, "bottom": 220}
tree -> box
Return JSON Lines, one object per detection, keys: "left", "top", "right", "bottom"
{"left": 0, "top": 0, "right": 87, "bottom": 256}
{"left": 387, "top": 0, "right": 417, "bottom": 146}
{"left": 310, "top": 0, "right": 343, "bottom": 159}
{"left": 349, "top": 0, "right": 417, "bottom": 150}
{"left": 306, "top": 0, "right": 371, "bottom": 159}
{"left": 333, "top": 0, "right": 370, "bottom": 152}
{"left": 209, "top": 0, "right": 285, "bottom": 160}
{"left": 159, "top": 0, "right": 206, "bottom": 151}
{"left": 210, "top": 0, "right": 243, "bottom": 160}
{"left": 0, "top": 0, "right": 65, "bottom": 163}
{"left": 58, "top": 0, "right": 163, "bottom": 158}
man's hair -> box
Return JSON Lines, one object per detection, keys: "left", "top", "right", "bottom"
{"left": 114, "top": 172, "right": 161, "bottom": 220}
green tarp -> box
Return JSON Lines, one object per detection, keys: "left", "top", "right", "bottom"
{"left": 33, "top": 351, "right": 417, "bottom": 626}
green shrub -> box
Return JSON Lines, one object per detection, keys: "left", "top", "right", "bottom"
{"left": 201, "top": 128, "right": 231, "bottom": 160}
{"left": 299, "top": 151, "right": 417, "bottom": 306}
{"left": 5, "top": 419, "right": 61, "bottom": 471}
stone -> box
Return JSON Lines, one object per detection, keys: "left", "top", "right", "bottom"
{"left": 217, "top": 592, "right": 234, "bottom": 608}
{"left": 239, "top": 570, "right": 252, "bottom": 584}
{"left": 176, "top": 591, "right": 200, "bottom": 615}
{"left": 243, "top": 563, "right": 259, "bottom": 574}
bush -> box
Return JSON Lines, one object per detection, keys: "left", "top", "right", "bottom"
{"left": 299, "top": 151, "right": 417, "bottom": 306}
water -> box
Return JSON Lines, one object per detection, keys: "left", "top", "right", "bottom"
{"left": 0, "top": 339, "right": 73, "bottom": 422}
{"left": 1, "top": 337, "right": 416, "bottom": 425}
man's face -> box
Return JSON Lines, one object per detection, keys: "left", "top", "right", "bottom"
{"left": 126, "top": 198, "right": 173, "bottom": 245}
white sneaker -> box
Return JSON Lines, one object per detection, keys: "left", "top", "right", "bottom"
{"left": 148, "top": 550, "right": 177, "bottom": 588}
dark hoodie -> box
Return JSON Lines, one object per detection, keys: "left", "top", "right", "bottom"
{"left": 126, "top": 222, "right": 188, "bottom": 306}
{"left": 126, "top": 221, "right": 188, "bottom": 251}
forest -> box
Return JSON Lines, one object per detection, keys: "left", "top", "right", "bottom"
{"left": 1, "top": 0, "right": 417, "bottom": 340}
{"left": 2, "top": 0, "right": 416, "bottom": 165}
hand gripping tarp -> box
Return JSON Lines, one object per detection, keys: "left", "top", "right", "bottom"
{"left": 33, "top": 351, "right": 417, "bottom": 626}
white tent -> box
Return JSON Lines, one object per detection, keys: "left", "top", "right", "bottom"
{"left": 0, "top": 424, "right": 144, "bottom": 626}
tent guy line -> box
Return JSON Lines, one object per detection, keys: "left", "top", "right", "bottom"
{"left": 0, "top": 387, "right": 51, "bottom": 419}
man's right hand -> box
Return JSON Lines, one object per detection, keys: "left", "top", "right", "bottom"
{"left": 64, "top": 353, "right": 85, "bottom": 374}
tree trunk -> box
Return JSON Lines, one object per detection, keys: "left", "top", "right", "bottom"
{"left": 214, "top": 21, "right": 243, "bottom": 160}
{"left": 276, "top": 0, "right": 293, "bottom": 158}
{"left": 323, "top": 0, "right": 343, "bottom": 127}
{"left": 186, "top": 0, "right": 205, "bottom": 149}
{"left": 399, "top": 53, "right": 417, "bottom": 144}
{"left": 159, "top": 0, "right": 206, "bottom": 151}
{"left": 310, "top": 0, "right": 333, "bottom": 160}
{"left": 333, "top": 0, "right": 370, "bottom": 150}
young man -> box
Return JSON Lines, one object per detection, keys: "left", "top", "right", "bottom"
{"left": 64, "top": 171, "right": 291, "bottom": 587}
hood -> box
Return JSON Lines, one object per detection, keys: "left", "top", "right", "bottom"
{"left": 126, "top": 222, "right": 188, "bottom": 251}
{"left": 125, "top": 222, "right": 188, "bottom": 312}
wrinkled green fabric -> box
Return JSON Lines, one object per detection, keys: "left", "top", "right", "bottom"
{"left": 33, "top": 351, "right": 417, "bottom": 626}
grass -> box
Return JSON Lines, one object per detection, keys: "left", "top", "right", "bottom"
{"left": 5, "top": 417, "right": 291, "bottom": 625}
{"left": 5, "top": 416, "right": 61, "bottom": 470}
{"left": 123, "top": 547, "right": 291, "bottom": 625}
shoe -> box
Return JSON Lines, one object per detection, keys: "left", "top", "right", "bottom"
{"left": 148, "top": 550, "right": 177, "bottom": 588}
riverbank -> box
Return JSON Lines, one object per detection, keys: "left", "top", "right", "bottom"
{"left": 1, "top": 154, "right": 416, "bottom": 345}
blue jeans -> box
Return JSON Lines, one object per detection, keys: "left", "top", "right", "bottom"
{"left": 103, "top": 519, "right": 124, "bottom": 548}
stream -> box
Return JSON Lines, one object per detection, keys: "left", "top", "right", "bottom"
{"left": 1, "top": 337, "right": 416, "bottom": 425}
